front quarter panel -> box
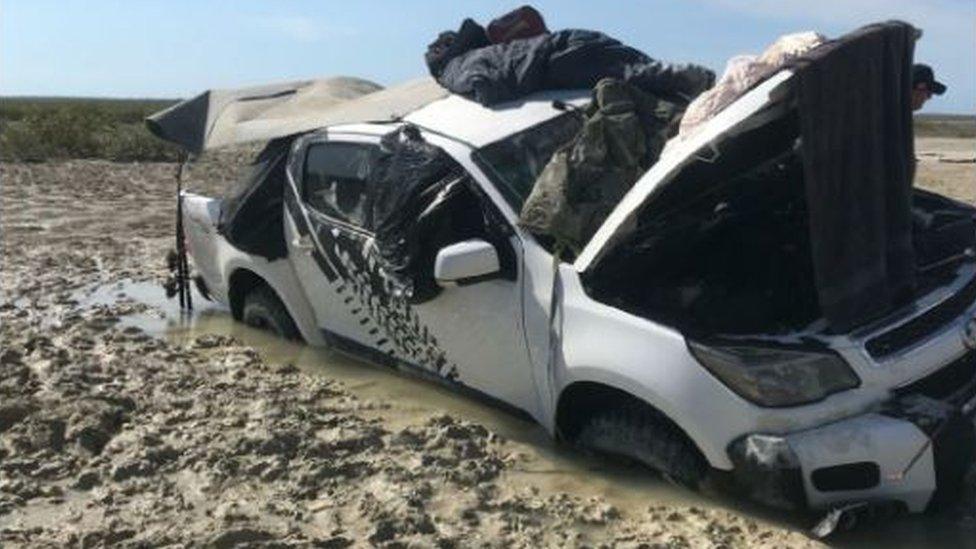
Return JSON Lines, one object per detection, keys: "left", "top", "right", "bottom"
{"left": 554, "top": 265, "right": 744, "bottom": 469}
{"left": 553, "top": 266, "right": 891, "bottom": 471}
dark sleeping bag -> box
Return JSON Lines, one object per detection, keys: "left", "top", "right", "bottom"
{"left": 428, "top": 28, "right": 715, "bottom": 106}
{"left": 791, "top": 21, "right": 917, "bottom": 331}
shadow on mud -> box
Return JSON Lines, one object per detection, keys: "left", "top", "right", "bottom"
{"left": 74, "top": 279, "right": 976, "bottom": 547}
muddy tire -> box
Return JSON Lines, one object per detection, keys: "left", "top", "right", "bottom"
{"left": 575, "top": 402, "right": 708, "bottom": 490}
{"left": 241, "top": 285, "right": 301, "bottom": 341}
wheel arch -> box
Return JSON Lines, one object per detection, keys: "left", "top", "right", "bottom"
{"left": 554, "top": 379, "right": 711, "bottom": 466}
{"left": 227, "top": 268, "right": 268, "bottom": 321}
{"left": 222, "top": 257, "right": 325, "bottom": 346}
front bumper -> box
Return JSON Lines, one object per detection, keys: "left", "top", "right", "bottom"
{"left": 728, "top": 355, "right": 976, "bottom": 513}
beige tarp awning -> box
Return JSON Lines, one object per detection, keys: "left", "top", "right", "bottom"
{"left": 146, "top": 76, "right": 449, "bottom": 153}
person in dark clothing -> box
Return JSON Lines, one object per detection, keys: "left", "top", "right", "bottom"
{"left": 911, "top": 63, "right": 947, "bottom": 111}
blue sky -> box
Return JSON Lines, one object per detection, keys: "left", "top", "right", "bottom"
{"left": 2, "top": 0, "right": 973, "bottom": 113}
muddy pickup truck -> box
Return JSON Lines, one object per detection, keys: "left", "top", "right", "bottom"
{"left": 147, "top": 29, "right": 976, "bottom": 516}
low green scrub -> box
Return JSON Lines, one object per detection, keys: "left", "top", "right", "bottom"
{"left": 0, "top": 98, "right": 180, "bottom": 162}
{"left": 914, "top": 114, "right": 976, "bottom": 139}
{"left": 2, "top": 97, "right": 970, "bottom": 163}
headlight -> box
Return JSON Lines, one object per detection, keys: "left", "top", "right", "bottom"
{"left": 688, "top": 342, "right": 860, "bottom": 407}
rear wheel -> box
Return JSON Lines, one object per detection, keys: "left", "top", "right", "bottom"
{"left": 241, "top": 285, "right": 301, "bottom": 341}
{"left": 575, "top": 402, "right": 708, "bottom": 490}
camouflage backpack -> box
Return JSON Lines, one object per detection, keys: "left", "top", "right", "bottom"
{"left": 519, "top": 78, "right": 683, "bottom": 253}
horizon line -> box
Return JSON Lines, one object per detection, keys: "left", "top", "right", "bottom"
{"left": 2, "top": 94, "right": 974, "bottom": 118}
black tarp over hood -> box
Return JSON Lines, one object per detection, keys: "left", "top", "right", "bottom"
{"left": 792, "top": 21, "right": 918, "bottom": 331}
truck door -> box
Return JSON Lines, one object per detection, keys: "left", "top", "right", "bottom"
{"left": 283, "top": 130, "right": 539, "bottom": 416}
{"left": 284, "top": 133, "right": 385, "bottom": 347}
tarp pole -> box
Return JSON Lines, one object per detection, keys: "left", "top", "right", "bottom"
{"left": 174, "top": 152, "right": 193, "bottom": 311}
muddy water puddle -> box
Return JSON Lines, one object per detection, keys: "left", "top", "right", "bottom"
{"left": 72, "top": 281, "right": 694, "bottom": 502}
{"left": 73, "top": 279, "right": 976, "bottom": 547}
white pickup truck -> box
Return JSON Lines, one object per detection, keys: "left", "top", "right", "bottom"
{"left": 160, "top": 66, "right": 976, "bottom": 515}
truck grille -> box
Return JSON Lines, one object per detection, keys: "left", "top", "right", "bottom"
{"left": 893, "top": 350, "right": 976, "bottom": 404}
{"left": 866, "top": 275, "right": 976, "bottom": 359}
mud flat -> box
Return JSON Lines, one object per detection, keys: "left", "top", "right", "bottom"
{"left": 1, "top": 139, "right": 973, "bottom": 547}
{"left": 915, "top": 137, "right": 976, "bottom": 204}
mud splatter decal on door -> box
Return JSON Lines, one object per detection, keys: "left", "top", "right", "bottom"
{"left": 285, "top": 185, "right": 458, "bottom": 380}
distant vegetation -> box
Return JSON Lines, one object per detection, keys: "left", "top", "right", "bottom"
{"left": 1, "top": 97, "right": 180, "bottom": 162}
{"left": 914, "top": 113, "right": 976, "bottom": 139}
{"left": 1, "top": 96, "right": 972, "bottom": 162}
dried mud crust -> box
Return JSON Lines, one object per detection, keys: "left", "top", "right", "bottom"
{"left": 0, "top": 148, "right": 971, "bottom": 546}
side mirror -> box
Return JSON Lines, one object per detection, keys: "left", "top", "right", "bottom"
{"left": 434, "top": 239, "right": 500, "bottom": 286}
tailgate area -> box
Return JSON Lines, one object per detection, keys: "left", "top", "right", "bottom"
{"left": 182, "top": 192, "right": 223, "bottom": 291}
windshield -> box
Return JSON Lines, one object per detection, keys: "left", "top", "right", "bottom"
{"left": 474, "top": 112, "right": 583, "bottom": 212}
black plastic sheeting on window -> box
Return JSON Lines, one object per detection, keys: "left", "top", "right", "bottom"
{"left": 371, "top": 126, "right": 516, "bottom": 303}
{"left": 217, "top": 137, "right": 294, "bottom": 260}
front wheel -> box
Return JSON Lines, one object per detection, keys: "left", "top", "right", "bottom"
{"left": 241, "top": 285, "right": 302, "bottom": 341}
{"left": 575, "top": 403, "right": 709, "bottom": 490}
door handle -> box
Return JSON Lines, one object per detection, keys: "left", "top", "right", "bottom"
{"left": 292, "top": 235, "right": 315, "bottom": 253}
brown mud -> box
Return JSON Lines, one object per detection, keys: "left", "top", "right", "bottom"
{"left": 1, "top": 138, "right": 973, "bottom": 547}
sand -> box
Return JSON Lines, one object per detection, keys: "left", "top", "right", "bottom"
{"left": 0, "top": 138, "right": 973, "bottom": 547}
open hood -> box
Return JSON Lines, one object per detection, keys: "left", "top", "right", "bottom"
{"left": 574, "top": 70, "right": 796, "bottom": 274}
{"left": 146, "top": 76, "right": 449, "bottom": 154}
{"left": 577, "top": 20, "right": 919, "bottom": 332}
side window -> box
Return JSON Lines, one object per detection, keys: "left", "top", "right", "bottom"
{"left": 302, "top": 142, "right": 377, "bottom": 228}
